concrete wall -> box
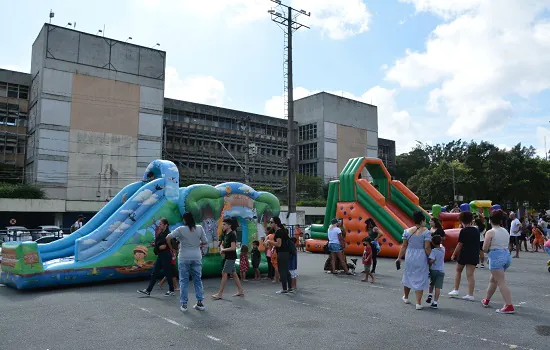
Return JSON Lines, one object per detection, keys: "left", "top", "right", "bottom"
{"left": 26, "top": 24, "right": 165, "bottom": 200}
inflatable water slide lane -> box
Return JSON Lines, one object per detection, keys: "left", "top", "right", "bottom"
{"left": 0, "top": 160, "right": 281, "bottom": 290}
{"left": 306, "top": 157, "right": 431, "bottom": 258}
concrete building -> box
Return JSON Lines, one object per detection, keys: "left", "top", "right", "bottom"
{"left": 378, "top": 137, "right": 396, "bottom": 173}
{"left": 294, "top": 92, "right": 378, "bottom": 182}
{"left": 163, "top": 99, "right": 291, "bottom": 187}
{"left": 26, "top": 24, "right": 165, "bottom": 202}
{"left": 0, "top": 69, "right": 30, "bottom": 177}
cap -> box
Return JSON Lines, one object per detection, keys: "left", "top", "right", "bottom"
{"left": 331, "top": 218, "right": 338, "bottom": 225}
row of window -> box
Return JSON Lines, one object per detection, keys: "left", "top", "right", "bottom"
{"left": 0, "top": 82, "right": 29, "bottom": 100}
{"left": 164, "top": 109, "right": 288, "bottom": 138}
{"left": 299, "top": 163, "right": 317, "bottom": 177}
{"left": 298, "top": 123, "right": 317, "bottom": 142}
{"left": 166, "top": 138, "right": 287, "bottom": 158}
{"left": 183, "top": 162, "right": 287, "bottom": 177}
{"left": 0, "top": 144, "right": 25, "bottom": 154}
{"left": 298, "top": 143, "right": 317, "bottom": 161}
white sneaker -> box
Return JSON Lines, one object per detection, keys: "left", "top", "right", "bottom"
{"left": 415, "top": 304, "right": 423, "bottom": 310}
{"left": 402, "top": 296, "right": 410, "bottom": 304}
{"left": 462, "top": 295, "right": 475, "bottom": 301}
{"left": 448, "top": 290, "right": 460, "bottom": 297}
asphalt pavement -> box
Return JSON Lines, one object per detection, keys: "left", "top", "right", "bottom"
{"left": 1, "top": 250, "right": 549, "bottom": 350}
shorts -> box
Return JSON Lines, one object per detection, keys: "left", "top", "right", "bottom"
{"left": 290, "top": 270, "right": 298, "bottom": 278}
{"left": 328, "top": 243, "right": 343, "bottom": 253}
{"left": 430, "top": 270, "right": 445, "bottom": 289}
{"left": 252, "top": 260, "right": 260, "bottom": 269}
{"left": 363, "top": 263, "right": 371, "bottom": 272}
{"left": 509, "top": 236, "right": 519, "bottom": 245}
{"left": 479, "top": 241, "right": 484, "bottom": 250}
{"left": 222, "top": 259, "right": 236, "bottom": 274}
{"left": 488, "top": 249, "right": 512, "bottom": 271}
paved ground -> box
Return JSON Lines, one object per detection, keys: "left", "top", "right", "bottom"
{"left": 1, "top": 251, "right": 549, "bottom": 350}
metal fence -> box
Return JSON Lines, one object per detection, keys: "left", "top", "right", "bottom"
{"left": 0, "top": 228, "right": 66, "bottom": 244}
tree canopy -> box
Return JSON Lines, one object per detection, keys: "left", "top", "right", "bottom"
{"left": 395, "top": 140, "right": 550, "bottom": 210}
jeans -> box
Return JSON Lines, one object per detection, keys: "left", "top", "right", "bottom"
{"left": 146, "top": 251, "right": 173, "bottom": 292}
{"left": 179, "top": 259, "right": 204, "bottom": 305}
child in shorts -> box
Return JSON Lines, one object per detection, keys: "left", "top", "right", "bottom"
{"left": 251, "top": 240, "right": 261, "bottom": 280}
{"left": 361, "top": 237, "right": 375, "bottom": 283}
{"left": 289, "top": 237, "right": 298, "bottom": 290}
{"left": 426, "top": 235, "right": 445, "bottom": 309}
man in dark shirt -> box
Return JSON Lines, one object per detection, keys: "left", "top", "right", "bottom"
{"left": 212, "top": 218, "right": 244, "bottom": 299}
{"left": 137, "top": 218, "right": 175, "bottom": 297}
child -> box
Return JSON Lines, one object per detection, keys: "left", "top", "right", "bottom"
{"left": 532, "top": 222, "right": 546, "bottom": 252}
{"left": 239, "top": 245, "right": 250, "bottom": 281}
{"left": 426, "top": 235, "right": 445, "bottom": 308}
{"left": 361, "top": 237, "right": 375, "bottom": 283}
{"left": 299, "top": 234, "right": 306, "bottom": 252}
{"left": 251, "top": 240, "right": 261, "bottom": 281}
{"left": 289, "top": 237, "right": 298, "bottom": 290}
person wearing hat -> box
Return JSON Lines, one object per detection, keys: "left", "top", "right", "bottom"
{"left": 328, "top": 218, "right": 353, "bottom": 275}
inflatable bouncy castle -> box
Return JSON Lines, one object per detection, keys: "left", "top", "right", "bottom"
{"left": 0, "top": 160, "right": 280, "bottom": 290}
{"left": 306, "top": 157, "right": 433, "bottom": 258}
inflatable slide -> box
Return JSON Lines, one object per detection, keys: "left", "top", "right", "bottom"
{"left": 0, "top": 160, "right": 280, "bottom": 290}
{"left": 306, "top": 157, "right": 433, "bottom": 258}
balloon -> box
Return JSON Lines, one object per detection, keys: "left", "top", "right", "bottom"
{"left": 460, "top": 203, "right": 470, "bottom": 212}
{"left": 492, "top": 204, "right": 501, "bottom": 210}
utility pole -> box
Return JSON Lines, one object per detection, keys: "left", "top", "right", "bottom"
{"left": 269, "top": 0, "right": 310, "bottom": 220}
{"left": 243, "top": 116, "right": 251, "bottom": 184}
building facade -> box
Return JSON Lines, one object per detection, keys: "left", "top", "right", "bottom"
{"left": 0, "top": 69, "right": 30, "bottom": 178}
{"left": 26, "top": 24, "right": 165, "bottom": 201}
{"left": 163, "top": 99, "right": 291, "bottom": 187}
{"left": 378, "top": 137, "right": 396, "bottom": 173}
{"left": 294, "top": 92, "right": 379, "bottom": 182}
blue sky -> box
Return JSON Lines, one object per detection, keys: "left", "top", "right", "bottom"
{"left": 2, "top": 0, "right": 550, "bottom": 155}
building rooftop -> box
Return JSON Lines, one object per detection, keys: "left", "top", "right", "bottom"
{"left": 295, "top": 91, "right": 377, "bottom": 108}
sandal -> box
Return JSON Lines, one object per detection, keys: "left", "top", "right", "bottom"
{"left": 233, "top": 292, "right": 244, "bottom": 297}
{"left": 211, "top": 294, "right": 223, "bottom": 300}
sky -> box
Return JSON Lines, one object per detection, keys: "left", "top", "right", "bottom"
{"left": 1, "top": 0, "right": 550, "bottom": 155}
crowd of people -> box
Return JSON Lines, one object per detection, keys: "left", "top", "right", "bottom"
{"left": 135, "top": 207, "right": 549, "bottom": 315}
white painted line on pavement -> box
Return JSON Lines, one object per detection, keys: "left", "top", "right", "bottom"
{"left": 163, "top": 318, "right": 181, "bottom": 326}
{"left": 432, "top": 328, "right": 533, "bottom": 350}
{"left": 206, "top": 335, "right": 221, "bottom": 342}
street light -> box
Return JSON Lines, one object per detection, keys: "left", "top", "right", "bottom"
{"left": 214, "top": 140, "right": 250, "bottom": 184}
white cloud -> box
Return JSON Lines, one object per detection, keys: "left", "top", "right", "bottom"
{"left": 82, "top": 239, "right": 96, "bottom": 245}
{"left": 133, "top": 189, "right": 153, "bottom": 202}
{"left": 387, "top": 0, "right": 550, "bottom": 136}
{"left": 168, "top": 166, "right": 178, "bottom": 172}
{"left": 142, "top": 193, "right": 159, "bottom": 206}
{"left": 164, "top": 66, "right": 225, "bottom": 106}
{"left": 119, "top": 209, "right": 134, "bottom": 214}
{"left": 264, "top": 86, "right": 425, "bottom": 153}
{"left": 108, "top": 221, "right": 122, "bottom": 233}
{"left": 114, "top": 222, "right": 132, "bottom": 233}
{"left": 140, "top": 0, "right": 371, "bottom": 40}
{"left": 536, "top": 126, "right": 550, "bottom": 158}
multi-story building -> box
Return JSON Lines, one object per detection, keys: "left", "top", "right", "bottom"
{"left": 163, "top": 99, "right": 291, "bottom": 187}
{"left": 378, "top": 137, "right": 396, "bottom": 173}
{"left": 294, "top": 92, "right": 379, "bottom": 182}
{"left": 25, "top": 24, "right": 165, "bottom": 202}
{"left": 0, "top": 69, "right": 30, "bottom": 179}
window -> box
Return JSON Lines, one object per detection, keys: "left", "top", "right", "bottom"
{"left": 19, "top": 86, "right": 28, "bottom": 99}
{"left": 298, "top": 143, "right": 317, "bottom": 161}
{"left": 7, "top": 85, "right": 18, "bottom": 98}
{"left": 299, "top": 123, "right": 317, "bottom": 141}
{"left": 299, "top": 163, "right": 317, "bottom": 176}
{"left": 0, "top": 82, "right": 6, "bottom": 97}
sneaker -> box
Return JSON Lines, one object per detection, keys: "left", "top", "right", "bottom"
{"left": 462, "top": 295, "right": 475, "bottom": 301}
{"left": 481, "top": 298, "right": 490, "bottom": 308}
{"left": 288, "top": 289, "right": 295, "bottom": 293}
{"left": 431, "top": 302, "right": 438, "bottom": 309}
{"left": 426, "top": 294, "right": 433, "bottom": 304}
{"left": 480, "top": 263, "right": 485, "bottom": 268}
{"left": 193, "top": 301, "right": 205, "bottom": 311}
{"left": 164, "top": 291, "right": 175, "bottom": 297}
{"left": 496, "top": 305, "right": 515, "bottom": 314}
{"left": 180, "top": 304, "right": 188, "bottom": 312}
{"left": 402, "top": 296, "right": 410, "bottom": 304}
{"left": 137, "top": 289, "right": 150, "bottom": 297}
{"left": 276, "top": 290, "right": 288, "bottom": 294}
{"left": 475, "top": 264, "right": 479, "bottom": 268}
{"left": 415, "top": 304, "right": 423, "bottom": 310}
{"left": 448, "top": 290, "right": 460, "bottom": 297}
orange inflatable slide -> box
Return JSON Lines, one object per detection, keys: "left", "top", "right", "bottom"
{"left": 306, "top": 157, "right": 458, "bottom": 261}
